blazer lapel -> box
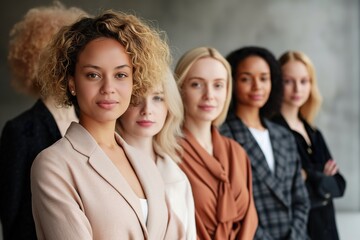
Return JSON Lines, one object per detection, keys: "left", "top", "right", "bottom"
{"left": 65, "top": 123, "right": 148, "bottom": 236}
{"left": 226, "top": 116, "right": 288, "bottom": 206}
{"left": 115, "top": 134, "right": 167, "bottom": 239}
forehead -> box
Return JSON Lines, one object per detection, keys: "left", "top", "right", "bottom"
{"left": 187, "top": 57, "right": 228, "bottom": 79}
{"left": 238, "top": 55, "right": 270, "bottom": 73}
{"left": 282, "top": 60, "right": 308, "bottom": 75}
{"left": 77, "top": 37, "right": 131, "bottom": 66}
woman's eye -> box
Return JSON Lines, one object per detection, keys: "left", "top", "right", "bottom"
{"left": 116, "top": 73, "right": 127, "bottom": 79}
{"left": 87, "top": 73, "right": 100, "bottom": 79}
{"left": 153, "top": 95, "right": 164, "bottom": 102}
{"left": 190, "top": 82, "right": 202, "bottom": 88}
{"left": 240, "top": 77, "right": 251, "bottom": 82}
{"left": 261, "top": 77, "right": 269, "bottom": 82}
{"left": 283, "top": 79, "right": 292, "bottom": 84}
{"left": 214, "top": 83, "right": 224, "bottom": 88}
{"left": 301, "top": 79, "right": 309, "bottom": 84}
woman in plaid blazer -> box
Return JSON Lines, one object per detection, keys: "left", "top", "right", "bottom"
{"left": 220, "top": 46, "right": 310, "bottom": 240}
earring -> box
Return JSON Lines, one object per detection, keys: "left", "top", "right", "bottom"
{"left": 71, "top": 90, "right": 76, "bottom": 96}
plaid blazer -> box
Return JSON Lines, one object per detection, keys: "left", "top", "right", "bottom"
{"left": 220, "top": 113, "right": 309, "bottom": 240}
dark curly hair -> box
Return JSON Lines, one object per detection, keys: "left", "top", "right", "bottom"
{"left": 226, "top": 46, "right": 283, "bottom": 118}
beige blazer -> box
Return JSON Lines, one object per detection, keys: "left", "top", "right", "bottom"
{"left": 156, "top": 155, "right": 197, "bottom": 240}
{"left": 31, "top": 122, "right": 184, "bottom": 240}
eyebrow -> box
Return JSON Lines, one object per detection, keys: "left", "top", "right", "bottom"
{"left": 82, "top": 64, "right": 132, "bottom": 70}
{"left": 239, "top": 72, "right": 270, "bottom": 76}
{"left": 188, "top": 76, "right": 226, "bottom": 81}
{"left": 153, "top": 91, "right": 164, "bottom": 95}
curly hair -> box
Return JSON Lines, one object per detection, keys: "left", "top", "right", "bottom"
{"left": 174, "top": 47, "right": 232, "bottom": 127}
{"left": 226, "top": 46, "right": 283, "bottom": 119}
{"left": 8, "top": 2, "right": 88, "bottom": 97}
{"left": 279, "top": 50, "right": 322, "bottom": 124}
{"left": 38, "top": 9, "right": 171, "bottom": 107}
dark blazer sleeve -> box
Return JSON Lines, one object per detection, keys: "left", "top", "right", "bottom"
{"left": 0, "top": 100, "right": 61, "bottom": 240}
{"left": 306, "top": 130, "right": 346, "bottom": 201}
{"left": 0, "top": 120, "right": 37, "bottom": 239}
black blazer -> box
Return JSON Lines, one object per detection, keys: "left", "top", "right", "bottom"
{"left": 272, "top": 114, "right": 346, "bottom": 240}
{"left": 220, "top": 112, "right": 310, "bottom": 240}
{"left": 0, "top": 99, "right": 62, "bottom": 240}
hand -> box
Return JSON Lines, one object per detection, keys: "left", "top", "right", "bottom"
{"left": 301, "top": 169, "right": 307, "bottom": 180}
{"left": 323, "top": 159, "right": 339, "bottom": 176}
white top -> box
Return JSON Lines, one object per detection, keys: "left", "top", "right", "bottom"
{"left": 249, "top": 127, "right": 275, "bottom": 172}
{"left": 139, "top": 198, "right": 148, "bottom": 224}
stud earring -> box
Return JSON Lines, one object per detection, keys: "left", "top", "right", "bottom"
{"left": 71, "top": 90, "right": 76, "bottom": 96}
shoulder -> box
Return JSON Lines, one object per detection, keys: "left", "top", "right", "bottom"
{"left": 221, "top": 134, "right": 247, "bottom": 154}
{"left": 1, "top": 100, "right": 55, "bottom": 138}
{"left": 30, "top": 140, "right": 71, "bottom": 189}
{"left": 265, "top": 119, "right": 293, "bottom": 138}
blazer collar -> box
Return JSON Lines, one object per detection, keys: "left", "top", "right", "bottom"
{"left": 156, "top": 154, "right": 185, "bottom": 184}
{"left": 65, "top": 122, "right": 165, "bottom": 238}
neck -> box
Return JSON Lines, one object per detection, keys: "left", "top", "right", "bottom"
{"left": 281, "top": 104, "right": 300, "bottom": 125}
{"left": 236, "top": 105, "right": 264, "bottom": 130}
{"left": 121, "top": 134, "right": 156, "bottom": 162}
{"left": 184, "top": 117, "right": 213, "bottom": 154}
{"left": 80, "top": 118, "right": 117, "bottom": 149}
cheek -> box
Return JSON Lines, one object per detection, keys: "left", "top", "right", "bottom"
{"left": 181, "top": 91, "right": 194, "bottom": 107}
{"left": 283, "top": 85, "right": 293, "bottom": 97}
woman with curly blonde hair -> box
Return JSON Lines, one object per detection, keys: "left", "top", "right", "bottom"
{"left": 30, "top": 10, "right": 184, "bottom": 239}
{"left": 0, "top": 3, "right": 87, "bottom": 239}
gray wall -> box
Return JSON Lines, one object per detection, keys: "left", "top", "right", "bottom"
{"left": 0, "top": 0, "right": 359, "bottom": 238}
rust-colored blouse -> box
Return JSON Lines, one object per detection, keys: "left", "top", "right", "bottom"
{"left": 179, "top": 127, "right": 258, "bottom": 240}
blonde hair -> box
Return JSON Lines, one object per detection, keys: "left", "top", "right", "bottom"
{"left": 279, "top": 51, "right": 322, "bottom": 124}
{"left": 7, "top": 2, "right": 87, "bottom": 97}
{"left": 38, "top": 9, "right": 171, "bottom": 107}
{"left": 153, "top": 70, "right": 184, "bottom": 163}
{"left": 174, "top": 47, "right": 232, "bottom": 126}
{"left": 117, "top": 70, "right": 184, "bottom": 163}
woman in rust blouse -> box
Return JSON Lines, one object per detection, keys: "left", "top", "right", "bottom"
{"left": 174, "top": 46, "right": 258, "bottom": 240}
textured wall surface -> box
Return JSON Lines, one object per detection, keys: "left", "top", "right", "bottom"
{"left": 0, "top": 0, "right": 359, "bottom": 238}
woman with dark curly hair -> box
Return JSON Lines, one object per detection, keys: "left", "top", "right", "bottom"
{"left": 30, "top": 10, "right": 184, "bottom": 239}
{"left": 0, "top": 3, "right": 87, "bottom": 239}
{"left": 220, "top": 46, "right": 310, "bottom": 240}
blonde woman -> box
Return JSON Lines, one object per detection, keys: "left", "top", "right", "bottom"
{"left": 175, "top": 47, "right": 258, "bottom": 240}
{"left": 30, "top": 10, "right": 183, "bottom": 239}
{"left": 0, "top": 3, "right": 87, "bottom": 239}
{"left": 117, "top": 72, "right": 196, "bottom": 239}
{"left": 272, "top": 50, "right": 346, "bottom": 240}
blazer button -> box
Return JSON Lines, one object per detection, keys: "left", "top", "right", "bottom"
{"left": 307, "top": 147, "right": 312, "bottom": 154}
{"left": 322, "top": 200, "right": 328, "bottom": 206}
{"left": 324, "top": 193, "right": 331, "bottom": 199}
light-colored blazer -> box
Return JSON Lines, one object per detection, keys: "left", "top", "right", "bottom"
{"left": 156, "top": 154, "right": 197, "bottom": 240}
{"left": 31, "top": 122, "right": 184, "bottom": 240}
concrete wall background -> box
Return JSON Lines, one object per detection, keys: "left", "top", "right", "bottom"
{"left": 0, "top": 0, "right": 359, "bottom": 238}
